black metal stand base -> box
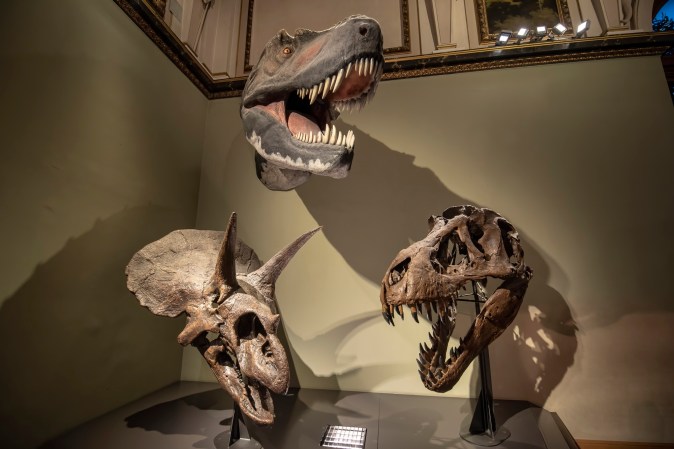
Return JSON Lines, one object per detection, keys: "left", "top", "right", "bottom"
{"left": 460, "top": 427, "right": 511, "bottom": 447}
{"left": 228, "top": 405, "right": 262, "bottom": 449}
{"left": 459, "top": 281, "right": 511, "bottom": 447}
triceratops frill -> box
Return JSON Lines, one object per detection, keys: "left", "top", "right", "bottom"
{"left": 126, "top": 213, "right": 319, "bottom": 425}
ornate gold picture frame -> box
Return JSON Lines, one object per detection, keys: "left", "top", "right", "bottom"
{"left": 475, "top": 0, "right": 572, "bottom": 42}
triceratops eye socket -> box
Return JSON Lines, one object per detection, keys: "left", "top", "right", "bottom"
{"left": 236, "top": 313, "right": 267, "bottom": 344}
{"left": 389, "top": 257, "right": 410, "bottom": 285}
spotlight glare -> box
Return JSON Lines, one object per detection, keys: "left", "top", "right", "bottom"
{"left": 575, "top": 19, "right": 591, "bottom": 38}
{"left": 516, "top": 27, "right": 529, "bottom": 38}
{"left": 495, "top": 30, "right": 512, "bottom": 46}
{"left": 552, "top": 23, "right": 568, "bottom": 35}
{"left": 530, "top": 25, "right": 548, "bottom": 41}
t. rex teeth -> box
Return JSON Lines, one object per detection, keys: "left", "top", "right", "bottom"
{"left": 329, "top": 125, "right": 337, "bottom": 145}
{"left": 322, "top": 77, "right": 330, "bottom": 99}
{"left": 369, "top": 57, "right": 375, "bottom": 75}
{"left": 309, "top": 85, "right": 319, "bottom": 104}
{"left": 334, "top": 68, "right": 344, "bottom": 92}
{"left": 410, "top": 304, "right": 419, "bottom": 323}
{"left": 345, "top": 62, "right": 352, "bottom": 78}
{"left": 329, "top": 75, "right": 336, "bottom": 91}
{"left": 358, "top": 59, "right": 364, "bottom": 76}
{"left": 322, "top": 124, "right": 329, "bottom": 143}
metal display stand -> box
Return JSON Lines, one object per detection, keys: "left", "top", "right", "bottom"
{"left": 228, "top": 404, "right": 262, "bottom": 449}
{"left": 459, "top": 281, "right": 510, "bottom": 447}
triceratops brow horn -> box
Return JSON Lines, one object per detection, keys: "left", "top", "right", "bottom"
{"left": 211, "top": 212, "right": 240, "bottom": 300}
{"left": 244, "top": 226, "right": 322, "bottom": 302}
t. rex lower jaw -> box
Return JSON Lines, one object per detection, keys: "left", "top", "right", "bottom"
{"left": 255, "top": 54, "right": 382, "bottom": 152}
{"left": 241, "top": 15, "right": 384, "bottom": 190}
{"left": 380, "top": 205, "right": 532, "bottom": 393}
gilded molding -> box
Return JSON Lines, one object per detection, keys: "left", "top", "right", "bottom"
{"left": 113, "top": 0, "right": 212, "bottom": 97}
{"left": 114, "top": 1, "right": 674, "bottom": 100}
{"left": 384, "top": 0, "right": 412, "bottom": 54}
{"left": 244, "top": 0, "right": 255, "bottom": 72}
{"left": 382, "top": 46, "right": 671, "bottom": 80}
{"left": 243, "top": 0, "right": 411, "bottom": 71}
{"left": 475, "top": 0, "right": 573, "bottom": 43}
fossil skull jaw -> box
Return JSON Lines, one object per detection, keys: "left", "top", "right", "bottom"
{"left": 380, "top": 205, "right": 532, "bottom": 393}
{"left": 126, "top": 212, "right": 319, "bottom": 426}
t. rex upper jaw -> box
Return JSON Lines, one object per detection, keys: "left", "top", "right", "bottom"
{"left": 380, "top": 206, "right": 532, "bottom": 393}
{"left": 241, "top": 15, "right": 384, "bottom": 191}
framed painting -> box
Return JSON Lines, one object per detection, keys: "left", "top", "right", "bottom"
{"left": 475, "top": 0, "right": 572, "bottom": 42}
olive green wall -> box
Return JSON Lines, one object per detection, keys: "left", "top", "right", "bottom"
{"left": 0, "top": 1, "right": 207, "bottom": 448}
{"left": 190, "top": 57, "right": 674, "bottom": 443}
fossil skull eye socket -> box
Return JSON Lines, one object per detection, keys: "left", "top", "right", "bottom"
{"left": 389, "top": 257, "right": 410, "bottom": 285}
{"left": 236, "top": 313, "right": 267, "bottom": 344}
{"left": 282, "top": 47, "right": 292, "bottom": 55}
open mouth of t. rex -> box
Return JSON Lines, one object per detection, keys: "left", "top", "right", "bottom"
{"left": 381, "top": 277, "right": 470, "bottom": 393}
{"left": 380, "top": 206, "right": 531, "bottom": 393}
{"left": 249, "top": 54, "right": 383, "bottom": 172}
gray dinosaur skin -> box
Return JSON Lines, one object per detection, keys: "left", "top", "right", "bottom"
{"left": 241, "top": 15, "right": 383, "bottom": 191}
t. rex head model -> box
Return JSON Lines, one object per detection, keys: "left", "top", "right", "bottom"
{"left": 241, "top": 15, "right": 384, "bottom": 191}
{"left": 380, "top": 205, "right": 532, "bottom": 393}
{"left": 126, "top": 213, "right": 319, "bottom": 425}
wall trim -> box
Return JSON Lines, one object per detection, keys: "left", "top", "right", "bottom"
{"left": 113, "top": 0, "right": 674, "bottom": 99}
{"left": 577, "top": 440, "right": 674, "bottom": 449}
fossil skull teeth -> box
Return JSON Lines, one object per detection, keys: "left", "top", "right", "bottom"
{"left": 380, "top": 205, "right": 532, "bottom": 393}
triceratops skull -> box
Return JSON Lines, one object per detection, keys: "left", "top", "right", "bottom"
{"left": 380, "top": 205, "right": 532, "bottom": 392}
{"left": 126, "top": 213, "right": 319, "bottom": 424}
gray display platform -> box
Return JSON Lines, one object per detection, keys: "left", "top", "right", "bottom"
{"left": 41, "top": 382, "right": 579, "bottom": 449}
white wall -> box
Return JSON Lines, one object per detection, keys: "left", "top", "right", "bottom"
{"left": 192, "top": 56, "right": 674, "bottom": 443}
{"left": 0, "top": 1, "right": 207, "bottom": 448}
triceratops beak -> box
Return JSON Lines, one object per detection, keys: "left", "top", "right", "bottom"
{"left": 244, "top": 226, "right": 321, "bottom": 302}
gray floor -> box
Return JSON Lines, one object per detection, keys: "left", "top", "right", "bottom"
{"left": 41, "top": 382, "right": 578, "bottom": 449}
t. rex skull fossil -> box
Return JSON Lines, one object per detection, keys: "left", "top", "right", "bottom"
{"left": 380, "top": 205, "right": 532, "bottom": 393}
{"left": 241, "top": 15, "right": 384, "bottom": 191}
{"left": 126, "top": 213, "right": 319, "bottom": 425}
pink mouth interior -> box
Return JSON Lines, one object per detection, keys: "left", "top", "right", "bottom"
{"left": 256, "top": 67, "right": 377, "bottom": 138}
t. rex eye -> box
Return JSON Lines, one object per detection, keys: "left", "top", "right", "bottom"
{"left": 282, "top": 47, "right": 292, "bottom": 55}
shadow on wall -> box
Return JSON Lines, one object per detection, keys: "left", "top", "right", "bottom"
{"left": 295, "top": 128, "right": 578, "bottom": 407}
{"left": 283, "top": 312, "right": 418, "bottom": 391}
{"left": 0, "top": 206, "right": 187, "bottom": 449}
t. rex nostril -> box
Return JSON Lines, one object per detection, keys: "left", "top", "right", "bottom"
{"left": 359, "top": 26, "right": 368, "bottom": 36}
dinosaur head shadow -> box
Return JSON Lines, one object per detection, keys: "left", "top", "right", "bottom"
{"left": 295, "top": 127, "right": 577, "bottom": 406}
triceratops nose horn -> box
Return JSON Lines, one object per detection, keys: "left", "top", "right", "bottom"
{"left": 245, "top": 226, "right": 321, "bottom": 300}
{"left": 213, "top": 212, "right": 240, "bottom": 292}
